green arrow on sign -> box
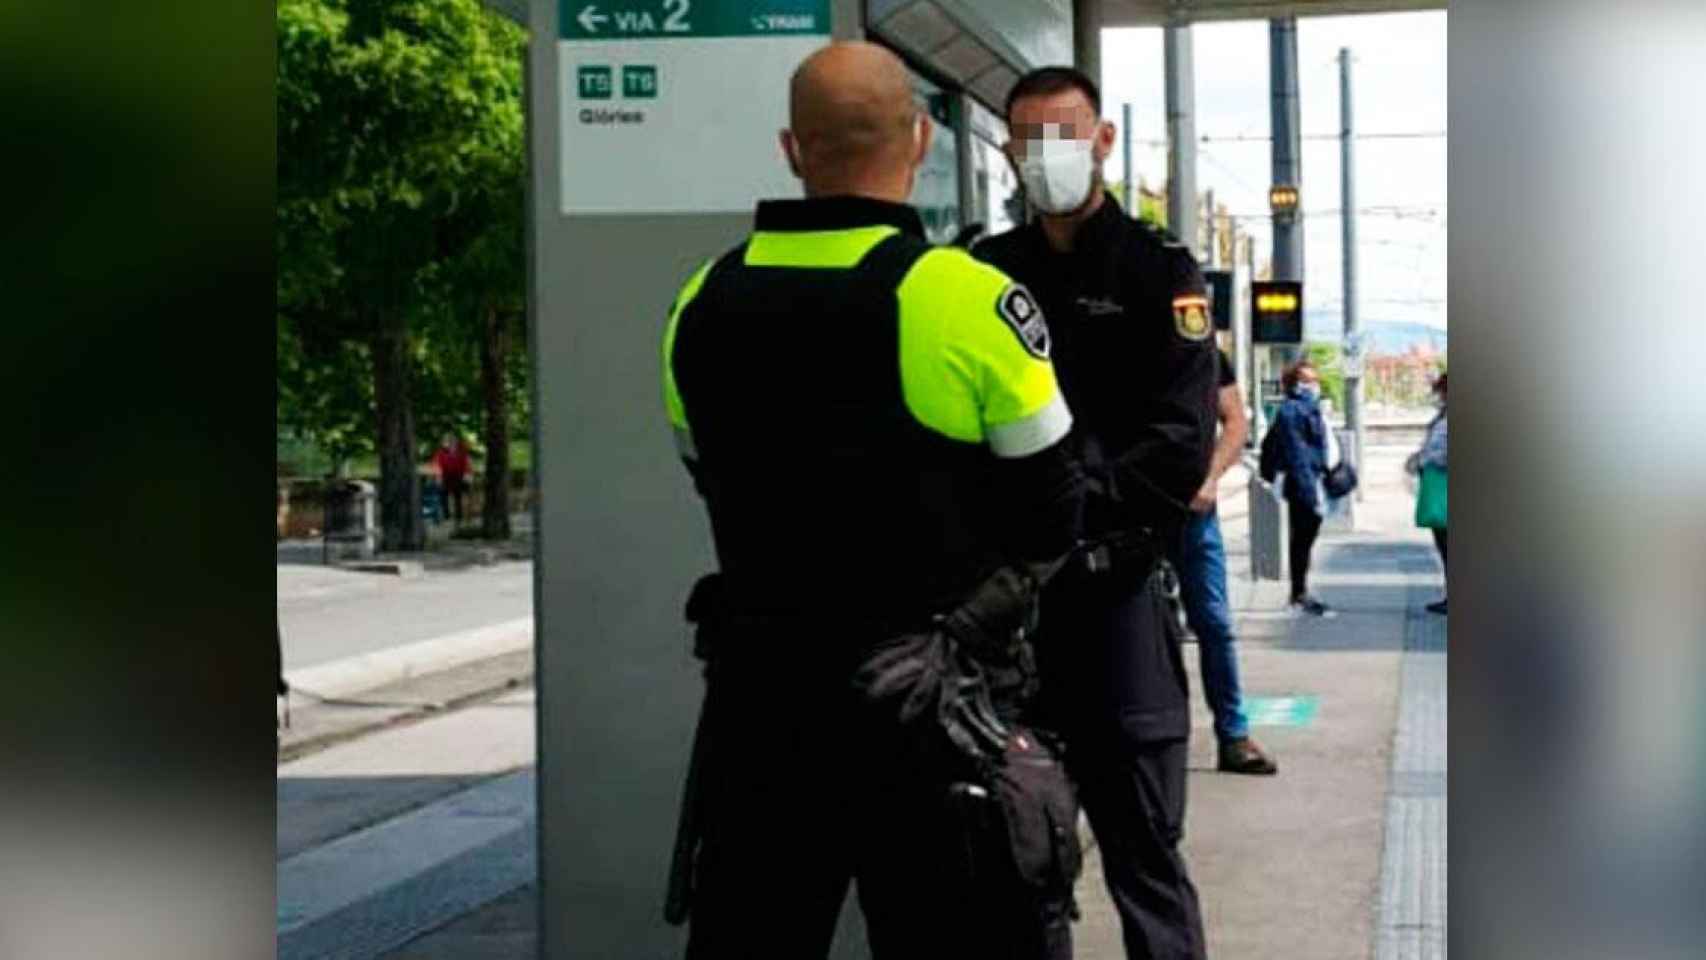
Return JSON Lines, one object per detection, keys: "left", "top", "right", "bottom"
{"left": 576, "top": 5, "right": 609, "bottom": 32}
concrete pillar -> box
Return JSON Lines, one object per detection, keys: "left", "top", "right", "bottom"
{"left": 528, "top": 3, "right": 870, "bottom": 955}
{"left": 1165, "top": 23, "right": 1198, "bottom": 250}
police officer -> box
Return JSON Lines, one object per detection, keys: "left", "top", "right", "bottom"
{"left": 974, "top": 67, "right": 1217, "bottom": 960}
{"left": 662, "top": 43, "right": 1083, "bottom": 959}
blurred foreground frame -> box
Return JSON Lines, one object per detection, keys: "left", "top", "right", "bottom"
{"left": 0, "top": 1, "right": 277, "bottom": 958}
{"left": 1450, "top": 1, "right": 1706, "bottom": 958}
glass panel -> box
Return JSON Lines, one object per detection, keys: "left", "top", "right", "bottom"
{"left": 971, "top": 133, "right": 1022, "bottom": 237}
{"left": 909, "top": 78, "right": 960, "bottom": 244}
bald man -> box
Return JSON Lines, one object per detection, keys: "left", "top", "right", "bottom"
{"left": 661, "top": 42, "right": 1086, "bottom": 959}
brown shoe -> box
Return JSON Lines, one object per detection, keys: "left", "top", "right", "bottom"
{"left": 1218, "top": 737, "right": 1278, "bottom": 775}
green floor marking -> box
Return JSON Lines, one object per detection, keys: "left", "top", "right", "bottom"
{"left": 1244, "top": 695, "right": 1319, "bottom": 728}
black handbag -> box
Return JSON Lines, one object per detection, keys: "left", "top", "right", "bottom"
{"left": 1324, "top": 459, "right": 1359, "bottom": 499}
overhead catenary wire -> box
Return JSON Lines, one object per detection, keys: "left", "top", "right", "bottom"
{"left": 1197, "top": 146, "right": 1267, "bottom": 196}
{"left": 1224, "top": 207, "right": 1445, "bottom": 221}
{"left": 1122, "top": 131, "right": 1446, "bottom": 147}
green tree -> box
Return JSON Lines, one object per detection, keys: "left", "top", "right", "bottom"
{"left": 278, "top": 316, "right": 374, "bottom": 474}
{"left": 423, "top": 50, "right": 527, "bottom": 538}
{"left": 277, "top": 0, "right": 525, "bottom": 550}
{"left": 1305, "top": 342, "right": 1346, "bottom": 413}
{"left": 1135, "top": 190, "right": 1167, "bottom": 231}
{"left": 1105, "top": 181, "right": 1169, "bottom": 232}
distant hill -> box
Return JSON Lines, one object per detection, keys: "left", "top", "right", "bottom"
{"left": 1304, "top": 312, "right": 1447, "bottom": 355}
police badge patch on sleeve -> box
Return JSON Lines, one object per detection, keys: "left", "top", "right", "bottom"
{"left": 1172, "top": 294, "right": 1212, "bottom": 342}
{"left": 997, "top": 284, "right": 1051, "bottom": 359}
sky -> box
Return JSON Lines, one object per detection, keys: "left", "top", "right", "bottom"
{"left": 1100, "top": 11, "right": 1447, "bottom": 334}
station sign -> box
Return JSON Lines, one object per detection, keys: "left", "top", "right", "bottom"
{"left": 559, "top": 1, "right": 831, "bottom": 214}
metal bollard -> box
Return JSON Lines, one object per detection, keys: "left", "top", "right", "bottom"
{"left": 1247, "top": 460, "right": 1288, "bottom": 582}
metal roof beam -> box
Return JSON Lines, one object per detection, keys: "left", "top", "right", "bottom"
{"left": 1098, "top": 0, "right": 1445, "bottom": 28}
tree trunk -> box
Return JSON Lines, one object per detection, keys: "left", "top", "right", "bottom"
{"left": 480, "top": 303, "right": 512, "bottom": 540}
{"left": 372, "top": 309, "right": 424, "bottom": 551}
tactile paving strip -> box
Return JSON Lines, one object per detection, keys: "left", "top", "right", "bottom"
{"left": 1374, "top": 555, "right": 1448, "bottom": 960}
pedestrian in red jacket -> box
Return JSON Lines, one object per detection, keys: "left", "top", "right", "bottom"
{"left": 432, "top": 434, "right": 473, "bottom": 526}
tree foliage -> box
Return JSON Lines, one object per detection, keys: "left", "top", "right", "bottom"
{"left": 276, "top": 0, "right": 526, "bottom": 545}
{"left": 278, "top": 316, "right": 373, "bottom": 471}
{"left": 1305, "top": 342, "right": 1347, "bottom": 413}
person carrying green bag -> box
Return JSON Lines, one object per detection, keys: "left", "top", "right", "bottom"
{"left": 1407, "top": 373, "right": 1448, "bottom": 614}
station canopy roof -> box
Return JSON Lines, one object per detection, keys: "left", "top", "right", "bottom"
{"left": 1099, "top": 0, "right": 1444, "bottom": 27}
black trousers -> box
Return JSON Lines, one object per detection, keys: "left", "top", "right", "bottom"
{"left": 1070, "top": 735, "right": 1205, "bottom": 960}
{"left": 1287, "top": 499, "right": 1324, "bottom": 601}
{"left": 444, "top": 475, "right": 467, "bottom": 522}
{"left": 1432, "top": 528, "right": 1448, "bottom": 569}
{"left": 1035, "top": 564, "right": 1207, "bottom": 960}
{"left": 686, "top": 656, "right": 1058, "bottom": 960}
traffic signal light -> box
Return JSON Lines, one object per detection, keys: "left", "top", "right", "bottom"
{"left": 1269, "top": 184, "right": 1300, "bottom": 225}
{"left": 1204, "top": 270, "right": 1233, "bottom": 332}
{"left": 1251, "top": 280, "right": 1303, "bottom": 344}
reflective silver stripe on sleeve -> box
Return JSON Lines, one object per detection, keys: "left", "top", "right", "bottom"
{"left": 986, "top": 394, "right": 1072, "bottom": 459}
{"left": 673, "top": 426, "right": 698, "bottom": 461}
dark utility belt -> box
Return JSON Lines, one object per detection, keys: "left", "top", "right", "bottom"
{"left": 681, "top": 573, "right": 944, "bottom": 666}
{"left": 1072, "top": 528, "right": 1168, "bottom": 578}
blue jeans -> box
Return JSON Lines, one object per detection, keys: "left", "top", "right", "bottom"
{"left": 1173, "top": 507, "right": 1249, "bottom": 743}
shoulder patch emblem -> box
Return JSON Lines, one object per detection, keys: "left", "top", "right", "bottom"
{"left": 1173, "top": 294, "right": 1211, "bottom": 341}
{"left": 997, "top": 284, "right": 1051, "bottom": 359}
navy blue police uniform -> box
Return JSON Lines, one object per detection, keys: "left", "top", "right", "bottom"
{"left": 975, "top": 197, "right": 1217, "bottom": 960}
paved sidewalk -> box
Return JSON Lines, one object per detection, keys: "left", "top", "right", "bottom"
{"left": 277, "top": 690, "right": 537, "bottom": 960}
{"left": 1043, "top": 447, "right": 1441, "bottom": 960}
{"left": 279, "top": 561, "right": 533, "bottom": 672}
{"left": 280, "top": 444, "right": 1445, "bottom": 960}
{"left": 277, "top": 555, "right": 537, "bottom": 757}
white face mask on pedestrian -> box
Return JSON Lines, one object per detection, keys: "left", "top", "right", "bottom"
{"left": 1298, "top": 382, "right": 1322, "bottom": 401}
{"left": 1015, "top": 133, "right": 1097, "bottom": 215}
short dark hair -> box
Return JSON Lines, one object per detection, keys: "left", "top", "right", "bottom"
{"left": 1004, "top": 66, "right": 1101, "bottom": 119}
{"left": 1281, "top": 360, "right": 1317, "bottom": 391}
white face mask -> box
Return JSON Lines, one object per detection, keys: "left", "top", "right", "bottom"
{"left": 1298, "top": 382, "right": 1321, "bottom": 400}
{"left": 1016, "top": 137, "right": 1095, "bottom": 215}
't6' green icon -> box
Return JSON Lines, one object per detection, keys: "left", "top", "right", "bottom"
{"left": 623, "top": 65, "right": 658, "bottom": 99}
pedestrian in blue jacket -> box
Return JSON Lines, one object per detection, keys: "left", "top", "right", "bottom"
{"left": 1261, "top": 360, "right": 1334, "bottom": 616}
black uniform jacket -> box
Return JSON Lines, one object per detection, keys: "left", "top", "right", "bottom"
{"left": 975, "top": 198, "right": 1217, "bottom": 738}
{"left": 974, "top": 198, "right": 1217, "bottom": 538}
{"left": 668, "top": 197, "right": 1083, "bottom": 631}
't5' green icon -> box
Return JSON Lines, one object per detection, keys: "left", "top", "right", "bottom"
{"left": 577, "top": 65, "right": 612, "bottom": 99}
